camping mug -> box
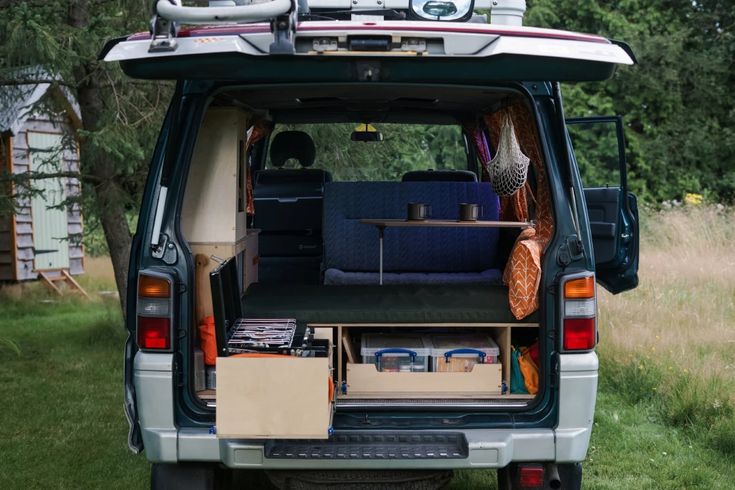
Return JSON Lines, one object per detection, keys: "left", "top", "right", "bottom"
{"left": 407, "top": 202, "right": 431, "bottom": 221}
{"left": 459, "top": 203, "right": 482, "bottom": 221}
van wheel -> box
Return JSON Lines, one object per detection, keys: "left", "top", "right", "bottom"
{"left": 496, "top": 463, "right": 582, "bottom": 490}
{"left": 150, "top": 463, "right": 216, "bottom": 490}
{"left": 557, "top": 463, "right": 582, "bottom": 490}
{"left": 265, "top": 470, "right": 453, "bottom": 489}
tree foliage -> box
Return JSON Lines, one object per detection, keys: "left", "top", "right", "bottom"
{"left": 527, "top": 0, "right": 735, "bottom": 202}
{"left": 0, "top": 1, "right": 171, "bottom": 311}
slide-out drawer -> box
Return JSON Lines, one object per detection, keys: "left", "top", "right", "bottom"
{"left": 345, "top": 363, "right": 502, "bottom": 398}
{"left": 217, "top": 356, "right": 332, "bottom": 439}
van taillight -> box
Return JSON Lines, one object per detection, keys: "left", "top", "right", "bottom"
{"left": 137, "top": 317, "right": 171, "bottom": 350}
{"left": 561, "top": 274, "right": 597, "bottom": 352}
{"left": 137, "top": 272, "right": 174, "bottom": 352}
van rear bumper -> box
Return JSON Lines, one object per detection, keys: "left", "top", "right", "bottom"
{"left": 215, "top": 429, "right": 553, "bottom": 469}
{"left": 134, "top": 352, "right": 598, "bottom": 467}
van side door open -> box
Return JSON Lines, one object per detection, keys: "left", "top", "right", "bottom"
{"left": 567, "top": 116, "right": 639, "bottom": 293}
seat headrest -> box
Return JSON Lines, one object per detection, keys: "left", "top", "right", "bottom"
{"left": 270, "top": 131, "right": 316, "bottom": 168}
{"left": 402, "top": 170, "right": 477, "bottom": 182}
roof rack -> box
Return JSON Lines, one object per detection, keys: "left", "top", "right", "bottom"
{"left": 150, "top": 0, "right": 299, "bottom": 54}
{"left": 148, "top": 0, "right": 527, "bottom": 55}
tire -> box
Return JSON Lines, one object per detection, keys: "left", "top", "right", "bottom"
{"left": 150, "top": 463, "right": 217, "bottom": 490}
{"left": 265, "top": 470, "right": 454, "bottom": 490}
{"left": 557, "top": 463, "right": 582, "bottom": 490}
{"left": 496, "top": 465, "right": 513, "bottom": 490}
{"left": 496, "top": 463, "right": 582, "bottom": 490}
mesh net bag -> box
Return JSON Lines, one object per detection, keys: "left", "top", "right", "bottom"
{"left": 486, "top": 116, "right": 530, "bottom": 196}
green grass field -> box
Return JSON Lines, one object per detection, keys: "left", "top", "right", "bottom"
{"left": 1, "top": 207, "right": 733, "bottom": 489}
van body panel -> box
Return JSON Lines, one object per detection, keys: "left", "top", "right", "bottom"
{"left": 133, "top": 353, "right": 177, "bottom": 462}
{"left": 555, "top": 352, "right": 599, "bottom": 462}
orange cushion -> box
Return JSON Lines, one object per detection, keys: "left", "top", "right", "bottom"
{"left": 503, "top": 228, "right": 543, "bottom": 320}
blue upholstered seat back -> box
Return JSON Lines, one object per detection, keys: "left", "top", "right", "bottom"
{"left": 323, "top": 182, "right": 500, "bottom": 272}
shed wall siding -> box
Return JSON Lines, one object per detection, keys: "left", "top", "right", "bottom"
{"left": 0, "top": 134, "right": 14, "bottom": 280}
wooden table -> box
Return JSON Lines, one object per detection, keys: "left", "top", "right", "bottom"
{"left": 359, "top": 219, "right": 535, "bottom": 285}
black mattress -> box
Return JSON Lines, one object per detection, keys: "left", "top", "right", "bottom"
{"left": 242, "top": 284, "right": 538, "bottom": 324}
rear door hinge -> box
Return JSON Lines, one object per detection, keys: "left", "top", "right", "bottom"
{"left": 549, "top": 352, "right": 560, "bottom": 388}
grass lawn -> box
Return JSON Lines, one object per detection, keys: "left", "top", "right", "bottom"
{"left": 0, "top": 296, "right": 148, "bottom": 489}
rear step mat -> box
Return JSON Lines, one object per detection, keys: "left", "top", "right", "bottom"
{"left": 265, "top": 432, "right": 468, "bottom": 460}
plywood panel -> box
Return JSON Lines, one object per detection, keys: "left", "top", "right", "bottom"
{"left": 191, "top": 231, "right": 258, "bottom": 322}
{"left": 346, "top": 363, "right": 502, "bottom": 397}
{"left": 216, "top": 356, "right": 331, "bottom": 439}
{"left": 181, "top": 107, "right": 249, "bottom": 244}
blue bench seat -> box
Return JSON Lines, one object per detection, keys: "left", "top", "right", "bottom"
{"left": 322, "top": 181, "right": 502, "bottom": 285}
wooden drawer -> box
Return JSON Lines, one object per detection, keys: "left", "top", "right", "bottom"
{"left": 345, "top": 363, "right": 502, "bottom": 398}
{"left": 216, "top": 356, "right": 332, "bottom": 439}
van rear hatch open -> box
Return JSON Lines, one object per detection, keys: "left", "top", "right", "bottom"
{"left": 102, "top": 21, "right": 634, "bottom": 82}
{"left": 113, "top": 16, "right": 633, "bottom": 450}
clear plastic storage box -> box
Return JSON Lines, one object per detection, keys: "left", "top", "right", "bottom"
{"left": 428, "top": 335, "right": 500, "bottom": 372}
{"left": 361, "top": 333, "right": 431, "bottom": 372}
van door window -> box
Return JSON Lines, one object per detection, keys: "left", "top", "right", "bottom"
{"left": 567, "top": 116, "right": 639, "bottom": 293}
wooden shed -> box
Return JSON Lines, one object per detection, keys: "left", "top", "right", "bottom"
{"left": 0, "top": 76, "right": 85, "bottom": 288}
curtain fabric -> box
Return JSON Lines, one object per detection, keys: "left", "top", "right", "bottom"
{"left": 244, "top": 119, "right": 272, "bottom": 216}
{"left": 469, "top": 103, "right": 554, "bottom": 320}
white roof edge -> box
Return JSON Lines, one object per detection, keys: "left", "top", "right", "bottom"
{"left": 105, "top": 25, "right": 633, "bottom": 66}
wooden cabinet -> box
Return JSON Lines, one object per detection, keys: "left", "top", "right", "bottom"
{"left": 216, "top": 355, "right": 333, "bottom": 439}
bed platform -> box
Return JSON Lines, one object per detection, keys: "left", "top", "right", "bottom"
{"left": 241, "top": 283, "right": 539, "bottom": 324}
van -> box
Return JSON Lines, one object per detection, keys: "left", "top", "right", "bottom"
{"left": 104, "top": 1, "right": 639, "bottom": 488}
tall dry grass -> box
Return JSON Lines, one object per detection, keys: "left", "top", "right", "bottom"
{"left": 597, "top": 205, "right": 735, "bottom": 451}
{"left": 599, "top": 205, "right": 735, "bottom": 380}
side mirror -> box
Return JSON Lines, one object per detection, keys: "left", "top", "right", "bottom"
{"left": 351, "top": 123, "right": 384, "bottom": 142}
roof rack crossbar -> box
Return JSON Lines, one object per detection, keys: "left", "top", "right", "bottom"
{"left": 149, "top": 0, "right": 298, "bottom": 54}
{"left": 155, "top": 0, "right": 293, "bottom": 25}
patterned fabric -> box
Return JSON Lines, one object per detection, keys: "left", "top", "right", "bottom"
{"left": 323, "top": 182, "right": 500, "bottom": 273}
{"left": 483, "top": 104, "right": 555, "bottom": 320}
{"left": 244, "top": 119, "right": 272, "bottom": 216}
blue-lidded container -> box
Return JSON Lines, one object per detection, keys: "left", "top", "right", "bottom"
{"left": 428, "top": 335, "right": 499, "bottom": 372}
{"left": 361, "top": 333, "right": 431, "bottom": 372}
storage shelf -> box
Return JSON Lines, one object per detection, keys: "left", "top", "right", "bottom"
{"left": 307, "top": 322, "right": 541, "bottom": 402}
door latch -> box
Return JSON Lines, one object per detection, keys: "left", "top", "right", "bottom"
{"left": 151, "top": 233, "right": 177, "bottom": 265}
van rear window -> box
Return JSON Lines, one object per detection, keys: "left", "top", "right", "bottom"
{"left": 268, "top": 123, "right": 469, "bottom": 181}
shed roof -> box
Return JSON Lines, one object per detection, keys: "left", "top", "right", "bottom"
{"left": 0, "top": 67, "right": 81, "bottom": 136}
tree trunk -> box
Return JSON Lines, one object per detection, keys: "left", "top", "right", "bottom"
{"left": 69, "top": 1, "right": 132, "bottom": 316}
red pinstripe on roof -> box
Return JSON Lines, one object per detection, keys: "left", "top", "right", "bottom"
{"left": 128, "top": 21, "right": 610, "bottom": 44}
